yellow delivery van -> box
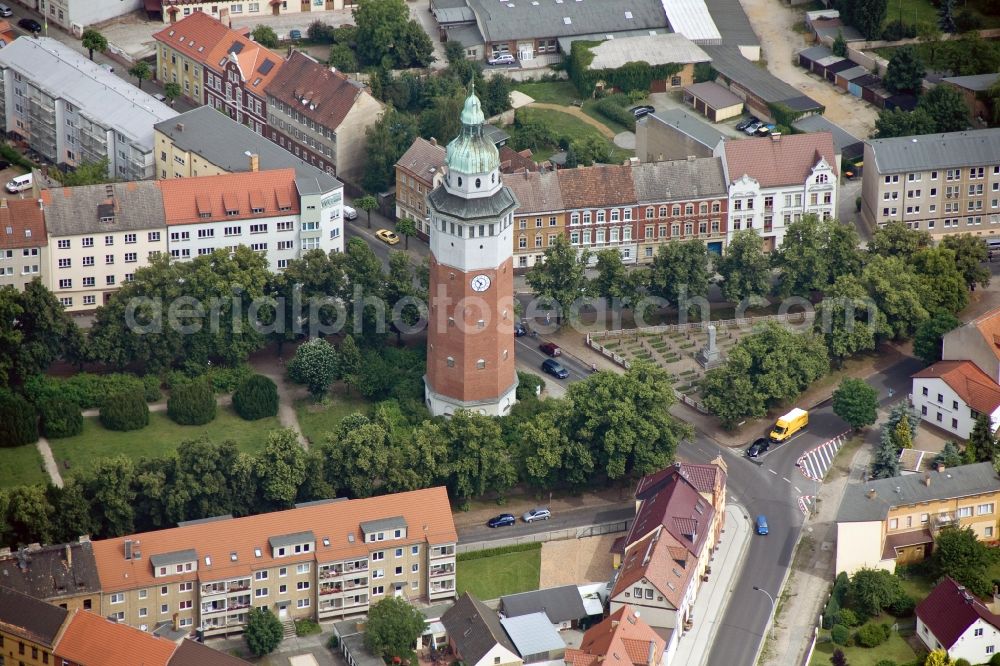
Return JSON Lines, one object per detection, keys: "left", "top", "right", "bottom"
{"left": 769, "top": 408, "right": 808, "bottom": 443}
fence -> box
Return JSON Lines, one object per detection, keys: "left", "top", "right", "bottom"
{"left": 457, "top": 518, "right": 631, "bottom": 554}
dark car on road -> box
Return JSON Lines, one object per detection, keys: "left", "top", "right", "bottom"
{"left": 541, "top": 358, "right": 569, "bottom": 379}
{"left": 18, "top": 18, "right": 42, "bottom": 32}
{"left": 631, "top": 105, "right": 655, "bottom": 119}
{"left": 746, "top": 437, "right": 770, "bottom": 458}
{"left": 514, "top": 321, "right": 527, "bottom": 337}
{"left": 755, "top": 515, "right": 769, "bottom": 535}
{"left": 539, "top": 342, "right": 561, "bottom": 356}
{"left": 487, "top": 513, "right": 516, "bottom": 528}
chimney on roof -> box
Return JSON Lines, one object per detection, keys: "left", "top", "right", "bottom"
{"left": 938, "top": 463, "right": 946, "bottom": 473}
{"left": 924, "top": 473, "right": 931, "bottom": 487}
{"left": 175, "top": 123, "right": 185, "bottom": 132}
{"left": 173, "top": 612, "right": 179, "bottom": 631}
{"left": 429, "top": 137, "right": 438, "bottom": 147}
{"left": 646, "top": 641, "right": 656, "bottom": 665}
{"left": 866, "top": 488, "right": 877, "bottom": 499}
{"left": 771, "top": 133, "right": 781, "bottom": 141}
{"left": 37, "top": 198, "right": 43, "bottom": 211}
{"left": 249, "top": 153, "right": 260, "bottom": 172}
{"left": 65, "top": 543, "right": 72, "bottom": 568}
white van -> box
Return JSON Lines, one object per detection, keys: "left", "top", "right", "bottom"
{"left": 5, "top": 173, "right": 32, "bottom": 193}
{"left": 343, "top": 204, "right": 357, "bottom": 221}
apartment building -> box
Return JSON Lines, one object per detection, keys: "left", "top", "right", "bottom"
{"left": 158, "top": 0, "right": 356, "bottom": 24}
{"left": 264, "top": 51, "right": 384, "bottom": 184}
{"left": 0, "top": 586, "right": 67, "bottom": 666}
{"left": 0, "top": 538, "right": 102, "bottom": 613}
{"left": 716, "top": 132, "right": 838, "bottom": 250}
{"left": 37, "top": 0, "right": 143, "bottom": 31}
{"left": 0, "top": 196, "right": 48, "bottom": 291}
{"left": 564, "top": 605, "right": 665, "bottom": 666}
{"left": 632, "top": 158, "right": 728, "bottom": 261}
{"left": 153, "top": 11, "right": 238, "bottom": 105}
{"left": 505, "top": 169, "right": 565, "bottom": 273}
{"left": 395, "top": 137, "right": 447, "bottom": 240}
{"left": 158, "top": 167, "right": 343, "bottom": 270}
{"left": 560, "top": 165, "right": 639, "bottom": 264}
{"left": 42, "top": 182, "right": 168, "bottom": 312}
{"left": 89, "top": 488, "right": 458, "bottom": 638}
{"left": 835, "top": 462, "right": 1000, "bottom": 575}
{"left": 0, "top": 38, "right": 176, "bottom": 181}
{"left": 862, "top": 129, "right": 1000, "bottom": 239}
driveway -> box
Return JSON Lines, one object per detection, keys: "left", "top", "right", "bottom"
{"left": 738, "top": 0, "right": 878, "bottom": 138}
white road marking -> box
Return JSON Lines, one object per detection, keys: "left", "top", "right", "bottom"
{"left": 782, "top": 477, "right": 790, "bottom": 483}
{"left": 768, "top": 469, "right": 778, "bottom": 475}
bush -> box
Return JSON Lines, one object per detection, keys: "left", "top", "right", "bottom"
{"left": 887, "top": 593, "right": 916, "bottom": 617}
{"left": 953, "top": 659, "right": 971, "bottom": 666}
{"left": 142, "top": 374, "right": 162, "bottom": 403}
{"left": 294, "top": 618, "right": 321, "bottom": 636}
{"left": 23, "top": 372, "right": 151, "bottom": 410}
{"left": 823, "top": 594, "right": 841, "bottom": 629}
{"left": 0, "top": 393, "right": 39, "bottom": 447}
{"left": 855, "top": 622, "right": 889, "bottom": 648}
{"left": 831, "top": 624, "right": 850, "bottom": 645}
{"left": 990, "top": 654, "right": 1000, "bottom": 666}
{"left": 233, "top": 374, "right": 279, "bottom": 421}
{"left": 167, "top": 380, "right": 216, "bottom": 426}
{"left": 882, "top": 20, "right": 917, "bottom": 41}
{"left": 875, "top": 661, "right": 897, "bottom": 666}
{"left": 592, "top": 95, "right": 636, "bottom": 131}
{"left": 515, "top": 371, "right": 544, "bottom": 401}
{"left": 39, "top": 399, "right": 83, "bottom": 439}
{"left": 456, "top": 542, "right": 541, "bottom": 562}
{"left": 834, "top": 608, "right": 859, "bottom": 627}
{"left": 327, "top": 634, "right": 340, "bottom": 650}
{"left": 99, "top": 392, "right": 150, "bottom": 432}
{"left": 166, "top": 364, "right": 252, "bottom": 394}
{"left": 955, "top": 9, "right": 983, "bottom": 33}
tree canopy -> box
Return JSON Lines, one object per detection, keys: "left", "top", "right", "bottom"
{"left": 364, "top": 597, "right": 428, "bottom": 662}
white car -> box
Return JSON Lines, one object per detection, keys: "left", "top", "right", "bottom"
{"left": 488, "top": 53, "right": 516, "bottom": 66}
{"left": 522, "top": 508, "right": 551, "bottom": 523}
{"left": 343, "top": 205, "right": 358, "bottom": 221}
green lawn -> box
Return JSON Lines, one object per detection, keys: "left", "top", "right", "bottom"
{"left": 516, "top": 107, "right": 633, "bottom": 164}
{"left": 512, "top": 80, "right": 580, "bottom": 105}
{"left": 0, "top": 444, "right": 48, "bottom": 489}
{"left": 49, "top": 406, "right": 283, "bottom": 475}
{"left": 887, "top": 0, "right": 1000, "bottom": 29}
{"left": 811, "top": 630, "right": 921, "bottom": 666}
{"left": 580, "top": 100, "right": 634, "bottom": 136}
{"left": 294, "top": 393, "right": 371, "bottom": 447}
{"left": 456, "top": 548, "right": 541, "bottom": 600}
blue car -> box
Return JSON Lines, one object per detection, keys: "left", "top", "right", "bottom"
{"left": 541, "top": 358, "right": 569, "bottom": 379}
{"left": 288, "top": 29, "right": 302, "bottom": 39}
{"left": 487, "top": 513, "right": 516, "bottom": 528}
{"left": 755, "top": 515, "right": 769, "bottom": 535}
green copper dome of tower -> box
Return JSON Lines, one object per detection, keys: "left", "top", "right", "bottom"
{"left": 445, "top": 84, "right": 500, "bottom": 176}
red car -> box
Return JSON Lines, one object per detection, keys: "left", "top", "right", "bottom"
{"left": 539, "top": 342, "right": 561, "bottom": 357}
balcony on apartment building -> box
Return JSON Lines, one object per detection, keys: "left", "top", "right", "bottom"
{"left": 319, "top": 560, "right": 369, "bottom": 580}
{"left": 201, "top": 577, "right": 251, "bottom": 597}
{"left": 429, "top": 580, "right": 455, "bottom": 594}
{"left": 319, "top": 594, "right": 370, "bottom": 613}
{"left": 429, "top": 563, "right": 455, "bottom": 578}
{"left": 319, "top": 577, "right": 368, "bottom": 596}
{"left": 429, "top": 545, "right": 456, "bottom": 559}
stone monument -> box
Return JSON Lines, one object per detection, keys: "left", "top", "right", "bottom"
{"left": 696, "top": 324, "right": 724, "bottom": 369}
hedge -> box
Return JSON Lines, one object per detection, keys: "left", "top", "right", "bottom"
{"left": 855, "top": 622, "right": 890, "bottom": 648}
{"left": 456, "top": 542, "right": 541, "bottom": 562}
{"left": 830, "top": 624, "right": 850, "bottom": 646}
{"left": 567, "top": 40, "right": 681, "bottom": 96}
{"left": 165, "top": 364, "right": 252, "bottom": 394}
{"left": 232, "top": 374, "right": 279, "bottom": 421}
{"left": 39, "top": 398, "right": 84, "bottom": 439}
{"left": 0, "top": 394, "right": 39, "bottom": 447}
{"left": 593, "top": 96, "right": 636, "bottom": 131}
{"left": 99, "top": 392, "right": 150, "bottom": 432}
{"left": 23, "top": 373, "right": 156, "bottom": 410}
{"left": 167, "top": 380, "right": 216, "bottom": 426}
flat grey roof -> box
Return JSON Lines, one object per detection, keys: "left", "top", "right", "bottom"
{"left": 177, "top": 514, "right": 234, "bottom": 527}
{"left": 268, "top": 531, "right": 316, "bottom": 549}
{"left": 500, "top": 613, "right": 565, "bottom": 657}
{"left": 468, "top": 0, "right": 668, "bottom": 44}
{"left": 943, "top": 73, "right": 1000, "bottom": 92}
{"left": 836, "top": 65, "right": 869, "bottom": 81}
{"left": 149, "top": 549, "right": 198, "bottom": 569}
{"left": 683, "top": 81, "right": 744, "bottom": 110}
{"left": 703, "top": 45, "right": 821, "bottom": 111}
{"left": 500, "top": 585, "right": 588, "bottom": 623}
{"left": 342, "top": 634, "right": 385, "bottom": 666}
{"left": 558, "top": 28, "right": 671, "bottom": 54}
{"left": 798, "top": 45, "right": 833, "bottom": 62}
{"left": 867, "top": 128, "right": 1000, "bottom": 174}
{"left": 0, "top": 37, "right": 176, "bottom": 149}
{"left": 792, "top": 114, "right": 863, "bottom": 160}
{"left": 360, "top": 516, "right": 408, "bottom": 534}
{"left": 703, "top": 0, "right": 759, "bottom": 47}
{"left": 836, "top": 462, "right": 1000, "bottom": 522}
{"left": 643, "top": 108, "right": 727, "bottom": 149}
{"left": 154, "top": 105, "right": 341, "bottom": 196}
{"left": 436, "top": 5, "right": 475, "bottom": 23}
{"left": 448, "top": 24, "right": 486, "bottom": 47}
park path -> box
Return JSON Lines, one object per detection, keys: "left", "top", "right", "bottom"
{"left": 36, "top": 437, "right": 63, "bottom": 488}
{"left": 251, "top": 353, "right": 310, "bottom": 451}
{"left": 526, "top": 102, "right": 617, "bottom": 139}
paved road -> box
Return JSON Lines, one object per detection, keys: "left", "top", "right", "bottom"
{"left": 457, "top": 504, "right": 635, "bottom": 544}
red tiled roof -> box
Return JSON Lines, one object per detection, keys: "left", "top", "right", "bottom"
{"left": 916, "top": 577, "right": 1000, "bottom": 650}
{"left": 913, "top": 360, "right": 1000, "bottom": 414}
{"left": 624, "top": 467, "right": 714, "bottom": 557}
{"left": 722, "top": 132, "right": 838, "bottom": 187}
{"left": 396, "top": 137, "right": 447, "bottom": 185}
{"left": 499, "top": 146, "right": 540, "bottom": 174}
{"left": 557, "top": 164, "right": 637, "bottom": 210}
{"left": 152, "top": 12, "right": 240, "bottom": 66}
{"left": 55, "top": 610, "right": 177, "bottom": 666}
{"left": 157, "top": 168, "right": 299, "bottom": 225}
{"left": 971, "top": 310, "right": 1000, "bottom": 363}
{"left": 204, "top": 29, "right": 283, "bottom": 96}
{"left": 0, "top": 197, "right": 46, "bottom": 249}
{"left": 610, "top": 529, "right": 694, "bottom": 610}
{"left": 566, "top": 605, "right": 665, "bottom": 666}
{"left": 265, "top": 51, "right": 378, "bottom": 131}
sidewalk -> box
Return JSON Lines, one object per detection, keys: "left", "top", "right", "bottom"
{"left": 673, "top": 504, "right": 752, "bottom": 666}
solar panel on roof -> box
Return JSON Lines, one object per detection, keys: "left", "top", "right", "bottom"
{"left": 258, "top": 59, "right": 274, "bottom": 74}
{"left": 229, "top": 41, "right": 244, "bottom": 54}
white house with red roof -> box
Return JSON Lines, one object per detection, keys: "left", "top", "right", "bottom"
{"left": 916, "top": 577, "right": 1000, "bottom": 663}
{"left": 912, "top": 308, "right": 1000, "bottom": 439}
{"left": 564, "top": 605, "right": 665, "bottom": 666}
{"left": 714, "top": 132, "right": 839, "bottom": 250}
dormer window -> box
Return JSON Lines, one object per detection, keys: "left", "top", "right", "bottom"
{"left": 225, "top": 209, "right": 239, "bottom": 216}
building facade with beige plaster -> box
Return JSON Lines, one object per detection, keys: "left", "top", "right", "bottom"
{"left": 395, "top": 137, "right": 447, "bottom": 241}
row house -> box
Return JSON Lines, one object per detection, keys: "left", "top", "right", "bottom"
{"left": 0, "top": 196, "right": 48, "bottom": 291}
{"left": 0, "top": 537, "right": 102, "bottom": 614}
{"left": 152, "top": 11, "right": 238, "bottom": 105}
{"left": 504, "top": 169, "right": 565, "bottom": 273}
{"left": 559, "top": 165, "right": 639, "bottom": 264}
{"left": 862, "top": 128, "right": 1000, "bottom": 239}
{"left": 89, "top": 488, "right": 457, "bottom": 638}
{"left": 395, "top": 137, "right": 447, "bottom": 241}
{"left": 158, "top": 0, "right": 357, "bottom": 24}
{"left": 632, "top": 157, "right": 728, "bottom": 261}
{"left": 716, "top": 132, "right": 838, "bottom": 250}
{"left": 265, "top": 51, "right": 384, "bottom": 184}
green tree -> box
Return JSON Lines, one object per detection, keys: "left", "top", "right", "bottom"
{"left": 525, "top": 236, "right": 590, "bottom": 325}
{"left": 939, "top": 0, "right": 957, "bottom": 32}
{"left": 884, "top": 45, "right": 925, "bottom": 94}
{"left": 967, "top": 412, "right": 997, "bottom": 463}
{"left": 874, "top": 107, "right": 937, "bottom": 139}
{"left": 81, "top": 29, "right": 108, "bottom": 61}
{"left": 324, "top": 417, "right": 390, "bottom": 498}
{"left": 833, "top": 378, "right": 878, "bottom": 430}
{"left": 419, "top": 94, "right": 464, "bottom": 145}
{"left": 832, "top": 31, "right": 848, "bottom": 57}
{"left": 232, "top": 374, "right": 279, "bottom": 420}
{"left": 860, "top": 255, "right": 930, "bottom": 339}
{"left": 3, "top": 485, "right": 54, "bottom": 547}
{"left": 591, "top": 249, "right": 632, "bottom": 307}
{"left": 522, "top": 401, "right": 594, "bottom": 490}
{"left": 354, "top": 0, "right": 434, "bottom": 68}
{"left": 99, "top": 392, "right": 149, "bottom": 432}
{"left": 869, "top": 221, "right": 933, "bottom": 260}
{"left": 385, "top": 252, "right": 422, "bottom": 345}
{"left": 892, "top": 417, "right": 912, "bottom": 450}
{"left": 384, "top": 419, "right": 449, "bottom": 493}
{"left": 288, "top": 338, "right": 338, "bottom": 398}
{"left": 39, "top": 398, "right": 83, "bottom": 439}
{"left": 166, "top": 379, "right": 216, "bottom": 425}
{"left": 329, "top": 43, "right": 359, "bottom": 73}
{"left": 942, "top": 234, "right": 990, "bottom": 290}
{"left": 913, "top": 312, "right": 960, "bottom": 365}
{"left": 647, "top": 240, "right": 710, "bottom": 307}
{"left": 128, "top": 60, "right": 151, "bottom": 90}
{"left": 693, "top": 62, "right": 717, "bottom": 83}
{"left": 912, "top": 247, "right": 968, "bottom": 315}
{"left": 80, "top": 455, "right": 137, "bottom": 537}
{"left": 933, "top": 526, "right": 995, "bottom": 597}
{"left": 849, "top": 568, "right": 905, "bottom": 618}
{"left": 934, "top": 441, "right": 963, "bottom": 468}
{"left": 443, "top": 410, "right": 516, "bottom": 501}
{"left": 444, "top": 40, "right": 465, "bottom": 64}
{"left": 830, "top": 648, "right": 847, "bottom": 666}
{"left": 814, "top": 275, "right": 885, "bottom": 366}
{"left": 344, "top": 238, "right": 388, "bottom": 345}
{"left": 871, "top": 427, "right": 901, "bottom": 479}
{"left": 564, "top": 144, "right": 579, "bottom": 169}
{"left": 483, "top": 75, "right": 512, "bottom": 117}
{"left": 49, "top": 480, "right": 94, "bottom": 544}
{"left": 364, "top": 597, "right": 428, "bottom": 662}
{"left": 854, "top": 0, "right": 888, "bottom": 39}
{"left": 166, "top": 438, "right": 246, "bottom": 523}
{"left": 251, "top": 25, "right": 279, "bottom": 48}
{"left": 245, "top": 607, "right": 284, "bottom": 656}
{"left": 338, "top": 335, "right": 363, "bottom": 394}
{"left": 163, "top": 81, "right": 182, "bottom": 105}
{"left": 8, "top": 280, "right": 79, "bottom": 384}
{"left": 363, "top": 110, "right": 418, "bottom": 193}
{"left": 718, "top": 230, "right": 770, "bottom": 302}
{"left": 395, "top": 217, "right": 417, "bottom": 250}
{"left": 773, "top": 214, "right": 832, "bottom": 297}
{"left": 54, "top": 158, "right": 114, "bottom": 186}
{"left": 916, "top": 84, "right": 969, "bottom": 133}
{"left": 255, "top": 429, "right": 307, "bottom": 510}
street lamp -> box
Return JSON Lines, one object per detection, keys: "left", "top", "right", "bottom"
{"left": 753, "top": 586, "right": 776, "bottom": 641}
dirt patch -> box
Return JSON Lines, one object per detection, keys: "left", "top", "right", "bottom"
{"left": 540, "top": 535, "right": 618, "bottom": 587}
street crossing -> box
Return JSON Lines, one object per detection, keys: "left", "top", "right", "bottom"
{"left": 797, "top": 496, "right": 815, "bottom": 515}
{"left": 796, "top": 431, "right": 851, "bottom": 482}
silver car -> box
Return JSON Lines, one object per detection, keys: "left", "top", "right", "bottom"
{"left": 522, "top": 508, "right": 551, "bottom": 523}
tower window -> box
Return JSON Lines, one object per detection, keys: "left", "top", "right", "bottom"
{"left": 477, "top": 359, "right": 486, "bottom": 369}
{"left": 503, "top": 349, "right": 509, "bottom": 360}
{"left": 447, "top": 357, "right": 455, "bottom": 367}
{"left": 457, "top": 177, "right": 463, "bottom": 187}
{"left": 477, "top": 319, "right": 485, "bottom": 328}
{"left": 475, "top": 178, "right": 481, "bottom": 188}
{"left": 492, "top": 173, "right": 496, "bottom": 183}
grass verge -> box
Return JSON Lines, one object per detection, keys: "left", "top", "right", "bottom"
{"left": 810, "top": 629, "right": 920, "bottom": 666}
{"left": 512, "top": 80, "right": 579, "bottom": 105}
{"left": 457, "top": 543, "right": 541, "bottom": 600}
{"left": 0, "top": 444, "right": 48, "bottom": 488}
{"left": 516, "top": 107, "right": 632, "bottom": 164}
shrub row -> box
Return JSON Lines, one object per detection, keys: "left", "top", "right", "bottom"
{"left": 0, "top": 393, "right": 39, "bottom": 447}
{"left": 167, "top": 380, "right": 216, "bottom": 426}
{"left": 100, "top": 393, "right": 150, "bottom": 432}
{"left": 39, "top": 398, "right": 84, "bottom": 439}
{"left": 456, "top": 542, "right": 541, "bottom": 561}
{"left": 592, "top": 96, "right": 636, "bottom": 131}
{"left": 24, "top": 373, "right": 160, "bottom": 409}
{"left": 165, "top": 364, "right": 252, "bottom": 394}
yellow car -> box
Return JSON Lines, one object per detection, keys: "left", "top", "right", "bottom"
{"left": 375, "top": 229, "right": 400, "bottom": 245}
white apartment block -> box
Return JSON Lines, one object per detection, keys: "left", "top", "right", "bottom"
{"left": 38, "top": 0, "right": 144, "bottom": 31}
{"left": 159, "top": 0, "right": 357, "bottom": 24}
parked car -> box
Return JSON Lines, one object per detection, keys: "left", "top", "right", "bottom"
{"left": 375, "top": 229, "right": 400, "bottom": 245}
{"left": 152, "top": 93, "right": 167, "bottom": 102}
{"left": 523, "top": 508, "right": 551, "bottom": 523}
{"left": 0, "top": 5, "right": 13, "bottom": 17}
{"left": 343, "top": 205, "right": 358, "bottom": 221}
{"left": 744, "top": 122, "right": 763, "bottom": 135}
{"left": 735, "top": 116, "right": 757, "bottom": 132}
{"left": 18, "top": 18, "right": 41, "bottom": 32}
{"left": 631, "top": 104, "right": 656, "bottom": 119}
{"left": 746, "top": 437, "right": 770, "bottom": 458}
{"left": 487, "top": 513, "right": 516, "bottom": 528}
{"left": 487, "top": 53, "right": 516, "bottom": 66}
{"left": 289, "top": 29, "right": 302, "bottom": 40}
{"left": 755, "top": 515, "right": 769, "bottom": 535}
{"left": 541, "top": 358, "right": 569, "bottom": 379}
{"left": 100, "top": 63, "right": 115, "bottom": 74}
{"left": 0, "top": 161, "right": 10, "bottom": 171}
{"left": 539, "top": 342, "right": 561, "bottom": 356}
{"left": 514, "top": 321, "right": 527, "bottom": 337}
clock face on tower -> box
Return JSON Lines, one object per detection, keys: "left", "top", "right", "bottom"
{"left": 471, "top": 274, "right": 492, "bottom": 292}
